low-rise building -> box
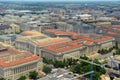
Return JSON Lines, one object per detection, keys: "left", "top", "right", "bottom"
{"left": 15, "top": 30, "right": 72, "bottom": 55}
{"left": 0, "top": 23, "right": 20, "bottom": 34}
{"left": 0, "top": 43, "right": 42, "bottom": 80}
{"left": 76, "top": 14, "right": 92, "bottom": 20}
{"left": 107, "top": 55, "right": 120, "bottom": 69}
{"left": 79, "top": 34, "right": 115, "bottom": 49}
{"left": 0, "top": 24, "right": 12, "bottom": 34}
{"left": 28, "top": 37, "right": 72, "bottom": 55}
{"left": 0, "top": 42, "right": 13, "bottom": 48}
{"left": 0, "top": 35, "right": 11, "bottom": 45}
{"left": 96, "top": 25, "right": 120, "bottom": 47}
{"left": 10, "top": 23, "right": 21, "bottom": 33}
{"left": 0, "top": 34, "right": 21, "bottom": 45}
{"left": 16, "top": 30, "right": 115, "bottom": 60}
{"left": 42, "top": 41, "right": 86, "bottom": 60}
{"left": 43, "top": 29, "right": 79, "bottom": 40}
{"left": 95, "top": 22, "right": 111, "bottom": 26}
{"left": 42, "top": 34, "right": 114, "bottom": 60}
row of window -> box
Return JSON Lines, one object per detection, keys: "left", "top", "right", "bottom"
{"left": 4, "top": 63, "right": 37, "bottom": 77}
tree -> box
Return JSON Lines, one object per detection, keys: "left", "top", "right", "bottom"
{"left": 98, "top": 50, "right": 101, "bottom": 53}
{"left": 66, "top": 58, "right": 73, "bottom": 66}
{"left": 80, "top": 56, "right": 89, "bottom": 66}
{"left": 43, "top": 57, "right": 53, "bottom": 64}
{"left": 0, "top": 78, "right": 5, "bottom": 80}
{"left": 115, "top": 41, "right": 118, "bottom": 49}
{"left": 92, "top": 71, "right": 101, "bottom": 80}
{"left": 70, "top": 64, "right": 82, "bottom": 74}
{"left": 42, "top": 65, "right": 52, "bottom": 74}
{"left": 116, "top": 48, "right": 120, "bottom": 55}
{"left": 74, "top": 64, "right": 83, "bottom": 74}
{"left": 63, "top": 59, "right": 69, "bottom": 67}
{"left": 84, "top": 71, "right": 101, "bottom": 80}
{"left": 98, "top": 48, "right": 110, "bottom": 54}
{"left": 53, "top": 60, "right": 65, "bottom": 68}
{"left": 82, "top": 64, "right": 91, "bottom": 73}
{"left": 108, "top": 47, "right": 113, "bottom": 52}
{"left": 80, "top": 56, "right": 89, "bottom": 60}
{"left": 70, "top": 56, "right": 106, "bottom": 80}
{"left": 29, "top": 71, "right": 38, "bottom": 79}
{"left": 18, "top": 76, "right": 26, "bottom": 80}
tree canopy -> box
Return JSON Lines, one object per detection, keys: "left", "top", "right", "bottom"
{"left": 0, "top": 78, "right": 5, "bottom": 80}
{"left": 42, "top": 65, "right": 52, "bottom": 74}
{"left": 29, "top": 71, "right": 38, "bottom": 79}
{"left": 18, "top": 76, "right": 26, "bottom": 80}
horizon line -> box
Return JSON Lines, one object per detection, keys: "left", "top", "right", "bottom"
{"left": 0, "top": 0, "right": 120, "bottom": 2}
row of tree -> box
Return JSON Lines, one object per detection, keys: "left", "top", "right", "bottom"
{"left": 42, "top": 65, "right": 52, "bottom": 74}
{"left": 113, "top": 48, "right": 120, "bottom": 55}
{"left": 113, "top": 41, "right": 120, "bottom": 55}
{"left": 98, "top": 41, "right": 119, "bottom": 55}
{"left": 43, "top": 57, "right": 78, "bottom": 68}
{"left": 18, "top": 71, "right": 39, "bottom": 80}
{"left": 0, "top": 78, "right": 5, "bottom": 80}
{"left": 18, "top": 71, "right": 38, "bottom": 80}
{"left": 98, "top": 48, "right": 112, "bottom": 54}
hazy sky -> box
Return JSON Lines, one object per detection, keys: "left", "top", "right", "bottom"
{"left": 1, "top": 0, "right": 119, "bottom": 2}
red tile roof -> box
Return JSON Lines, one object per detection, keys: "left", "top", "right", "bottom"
{"left": 44, "top": 42, "right": 84, "bottom": 53}
{"left": 93, "top": 36, "right": 114, "bottom": 43}
{"left": 44, "top": 29, "right": 79, "bottom": 38}
{"left": 43, "top": 33, "right": 114, "bottom": 53}
{"left": 78, "top": 34, "right": 114, "bottom": 43}
{"left": 0, "top": 48, "right": 40, "bottom": 67}
{"left": 79, "top": 35, "right": 93, "bottom": 41}
{"left": 0, "top": 55, "right": 39, "bottom": 67}
{"left": 73, "top": 39, "right": 93, "bottom": 45}
{"left": 97, "top": 25, "right": 120, "bottom": 37}
{"left": 36, "top": 38, "right": 72, "bottom": 47}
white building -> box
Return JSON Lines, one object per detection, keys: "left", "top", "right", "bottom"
{"left": 0, "top": 46, "right": 42, "bottom": 80}
{"left": 42, "top": 41, "right": 86, "bottom": 60}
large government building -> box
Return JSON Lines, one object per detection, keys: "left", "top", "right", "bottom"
{"left": 42, "top": 31, "right": 115, "bottom": 60}
{"left": 42, "top": 41, "right": 86, "bottom": 60}
{"left": 15, "top": 30, "right": 72, "bottom": 55}
{"left": 0, "top": 42, "right": 42, "bottom": 80}
{"left": 15, "top": 30, "right": 115, "bottom": 60}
